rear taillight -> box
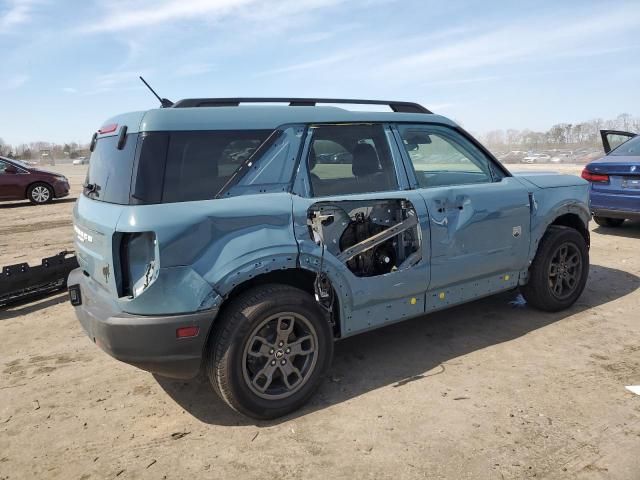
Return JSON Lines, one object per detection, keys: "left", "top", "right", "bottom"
{"left": 118, "top": 232, "right": 158, "bottom": 298}
{"left": 581, "top": 168, "right": 609, "bottom": 183}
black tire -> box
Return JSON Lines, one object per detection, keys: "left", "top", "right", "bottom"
{"left": 521, "top": 226, "right": 589, "bottom": 312}
{"left": 27, "top": 182, "right": 53, "bottom": 205}
{"left": 593, "top": 216, "right": 625, "bottom": 228}
{"left": 206, "top": 284, "right": 334, "bottom": 419}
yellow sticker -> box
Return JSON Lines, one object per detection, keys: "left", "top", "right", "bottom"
{"left": 410, "top": 297, "right": 417, "bottom": 305}
{"left": 439, "top": 292, "right": 445, "bottom": 300}
{"left": 504, "top": 274, "right": 510, "bottom": 281}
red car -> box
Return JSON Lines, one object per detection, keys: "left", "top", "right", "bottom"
{"left": 0, "top": 157, "right": 70, "bottom": 205}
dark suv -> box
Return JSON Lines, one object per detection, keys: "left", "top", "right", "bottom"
{"left": 0, "top": 157, "right": 70, "bottom": 204}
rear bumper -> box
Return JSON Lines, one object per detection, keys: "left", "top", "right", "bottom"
{"left": 68, "top": 268, "right": 218, "bottom": 379}
{"left": 591, "top": 208, "right": 640, "bottom": 220}
{"left": 590, "top": 190, "right": 640, "bottom": 219}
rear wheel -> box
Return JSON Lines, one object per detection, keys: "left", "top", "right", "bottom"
{"left": 521, "top": 226, "right": 589, "bottom": 312}
{"left": 593, "top": 216, "right": 625, "bottom": 228}
{"left": 207, "top": 284, "right": 333, "bottom": 419}
{"left": 27, "top": 183, "right": 53, "bottom": 205}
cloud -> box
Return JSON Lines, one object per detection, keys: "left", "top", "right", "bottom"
{"left": 0, "top": 0, "right": 37, "bottom": 29}
{"left": 174, "top": 63, "right": 215, "bottom": 77}
{"left": 62, "top": 87, "right": 77, "bottom": 93}
{"left": 256, "top": 50, "right": 363, "bottom": 76}
{"left": 1, "top": 73, "right": 29, "bottom": 90}
{"left": 80, "top": 0, "right": 348, "bottom": 33}
{"left": 382, "top": 6, "right": 640, "bottom": 79}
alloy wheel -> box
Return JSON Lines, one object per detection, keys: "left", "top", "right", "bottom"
{"left": 242, "top": 312, "right": 318, "bottom": 400}
{"left": 548, "top": 241, "right": 582, "bottom": 300}
{"left": 32, "top": 186, "right": 50, "bottom": 203}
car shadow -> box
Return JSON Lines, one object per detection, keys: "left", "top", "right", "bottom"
{"left": 593, "top": 219, "right": 640, "bottom": 239}
{"left": 0, "top": 197, "right": 76, "bottom": 209}
{"left": 0, "top": 291, "right": 69, "bottom": 319}
{"left": 154, "top": 263, "right": 639, "bottom": 427}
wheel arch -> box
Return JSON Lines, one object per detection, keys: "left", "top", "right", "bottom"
{"left": 527, "top": 207, "right": 590, "bottom": 275}
{"left": 215, "top": 268, "right": 342, "bottom": 339}
{"left": 549, "top": 212, "right": 590, "bottom": 248}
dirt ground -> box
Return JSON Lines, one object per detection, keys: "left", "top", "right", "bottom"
{"left": 1, "top": 164, "right": 639, "bottom": 480}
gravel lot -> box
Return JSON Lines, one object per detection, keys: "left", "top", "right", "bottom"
{"left": 1, "top": 164, "right": 639, "bottom": 479}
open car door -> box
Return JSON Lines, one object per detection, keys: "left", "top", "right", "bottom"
{"left": 600, "top": 130, "right": 637, "bottom": 154}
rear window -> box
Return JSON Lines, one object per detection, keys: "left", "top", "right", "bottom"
{"left": 610, "top": 135, "right": 640, "bottom": 156}
{"left": 85, "top": 134, "right": 139, "bottom": 204}
{"left": 85, "top": 129, "right": 272, "bottom": 204}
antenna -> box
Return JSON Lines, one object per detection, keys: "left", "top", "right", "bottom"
{"left": 139, "top": 76, "right": 173, "bottom": 108}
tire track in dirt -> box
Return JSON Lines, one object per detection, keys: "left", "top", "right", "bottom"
{"left": 0, "top": 219, "right": 71, "bottom": 235}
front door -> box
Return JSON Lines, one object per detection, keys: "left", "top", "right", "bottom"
{"left": 0, "top": 160, "right": 25, "bottom": 200}
{"left": 291, "top": 123, "right": 432, "bottom": 336}
{"left": 393, "top": 124, "right": 531, "bottom": 297}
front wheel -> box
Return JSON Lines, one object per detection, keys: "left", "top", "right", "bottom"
{"left": 521, "top": 226, "right": 589, "bottom": 312}
{"left": 207, "top": 284, "right": 333, "bottom": 419}
{"left": 593, "top": 216, "right": 625, "bottom": 228}
{"left": 27, "top": 183, "right": 53, "bottom": 205}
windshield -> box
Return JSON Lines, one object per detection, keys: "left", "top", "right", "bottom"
{"left": 610, "top": 135, "right": 640, "bottom": 156}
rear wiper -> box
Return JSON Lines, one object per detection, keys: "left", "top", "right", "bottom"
{"left": 83, "top": 182, "right": 100, "bottom": 197}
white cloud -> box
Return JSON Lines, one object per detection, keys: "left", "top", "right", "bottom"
{"left": 0, "top": 0, "right": 37, "bottom": 29}
{"left": 62, "top": 87, "right": 77, "bottom": 93}
{"left": 383, "top": 7, "right": 640, "bottom": 79}
{"left": 81, "top": 0, "right": 348, "bottom": 33}
{"left": 1, "top": 73, "right": 29, "bottom": 90}
{"left": 257, "top": 50, "right": 363, "bottom": 76}
{"left": 174, "top": 63, "right": 215, "bottom": 77}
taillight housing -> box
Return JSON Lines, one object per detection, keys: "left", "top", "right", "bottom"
{"left": 117, "top": 232, "right": 158, "bottom": 298}
{"left": 581, "top": 168, "right": 609, "bottom": 183}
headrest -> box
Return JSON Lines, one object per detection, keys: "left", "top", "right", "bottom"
{"left": 352, "top": 143, "right": 380, "bottom": 177}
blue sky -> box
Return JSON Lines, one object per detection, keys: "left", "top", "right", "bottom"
{"left": 1, "top": 0, "right": 639, "bottom": 144}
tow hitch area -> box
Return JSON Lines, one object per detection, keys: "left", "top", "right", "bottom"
{"left": 0, "top": 251, "right": 79, "bottom": 306}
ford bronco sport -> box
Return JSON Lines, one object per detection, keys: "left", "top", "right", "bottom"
{"left": 68, "top": 98, "right": 590, "bottom": 419}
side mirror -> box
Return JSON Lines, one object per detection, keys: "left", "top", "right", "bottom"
{"left": 4, "top": 165, "right": 18, "bottom": 174}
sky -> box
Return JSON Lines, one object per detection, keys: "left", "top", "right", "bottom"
{"left": 1, "top": 0, "right": 639, "bottom": 145}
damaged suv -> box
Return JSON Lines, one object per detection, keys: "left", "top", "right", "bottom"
{"left": 69, "top": 98, "right": 590, "bottom": 419}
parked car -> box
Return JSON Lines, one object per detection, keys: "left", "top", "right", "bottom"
{"left": 72, "top": 156, "right": 88, "bottom": 165}
{"left": 550, "top": 151, "right": 574, "bottom": 163}
{"left": 0, "top": 157, "right": 70, "bottom": 204}
{"left": 68, "top": 98, "right": 590, "bottom": 419}
{"left": 581, "top": 130, "right": 640, "bottom": 227}
{"left": 522, "top": 153, "right": 551, "bottom": 164}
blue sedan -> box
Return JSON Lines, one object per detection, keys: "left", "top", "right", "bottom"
{"left": 582, "top": 130, "right": 640, "bottom": 227}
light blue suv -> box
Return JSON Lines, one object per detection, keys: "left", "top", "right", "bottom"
{"left": 68, "top": 98, "right": 590, "bottom": 418}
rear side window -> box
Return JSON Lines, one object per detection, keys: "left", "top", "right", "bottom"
{"left": 162, "top": 130, "right": 271, "bottom": 203}
{"left": 308, "top": 124, "right": 398, "bottom": 196}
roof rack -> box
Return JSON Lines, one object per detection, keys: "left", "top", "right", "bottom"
{"left": 171, "top": 97, "right": 431, "bottom": 114}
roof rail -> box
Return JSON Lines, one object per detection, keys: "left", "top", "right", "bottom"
{"left": 171, "top": 97, "right": 431, "bottom": 114}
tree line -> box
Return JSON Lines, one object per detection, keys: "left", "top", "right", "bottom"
{"left": 478, "top": 113, "right": 639, "bottom": 150}
{"left": 0, "top": 140, "right": 89, "bottom": 160}
{"left": 1, "top": 112, "right": 638, "bottom": 160}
